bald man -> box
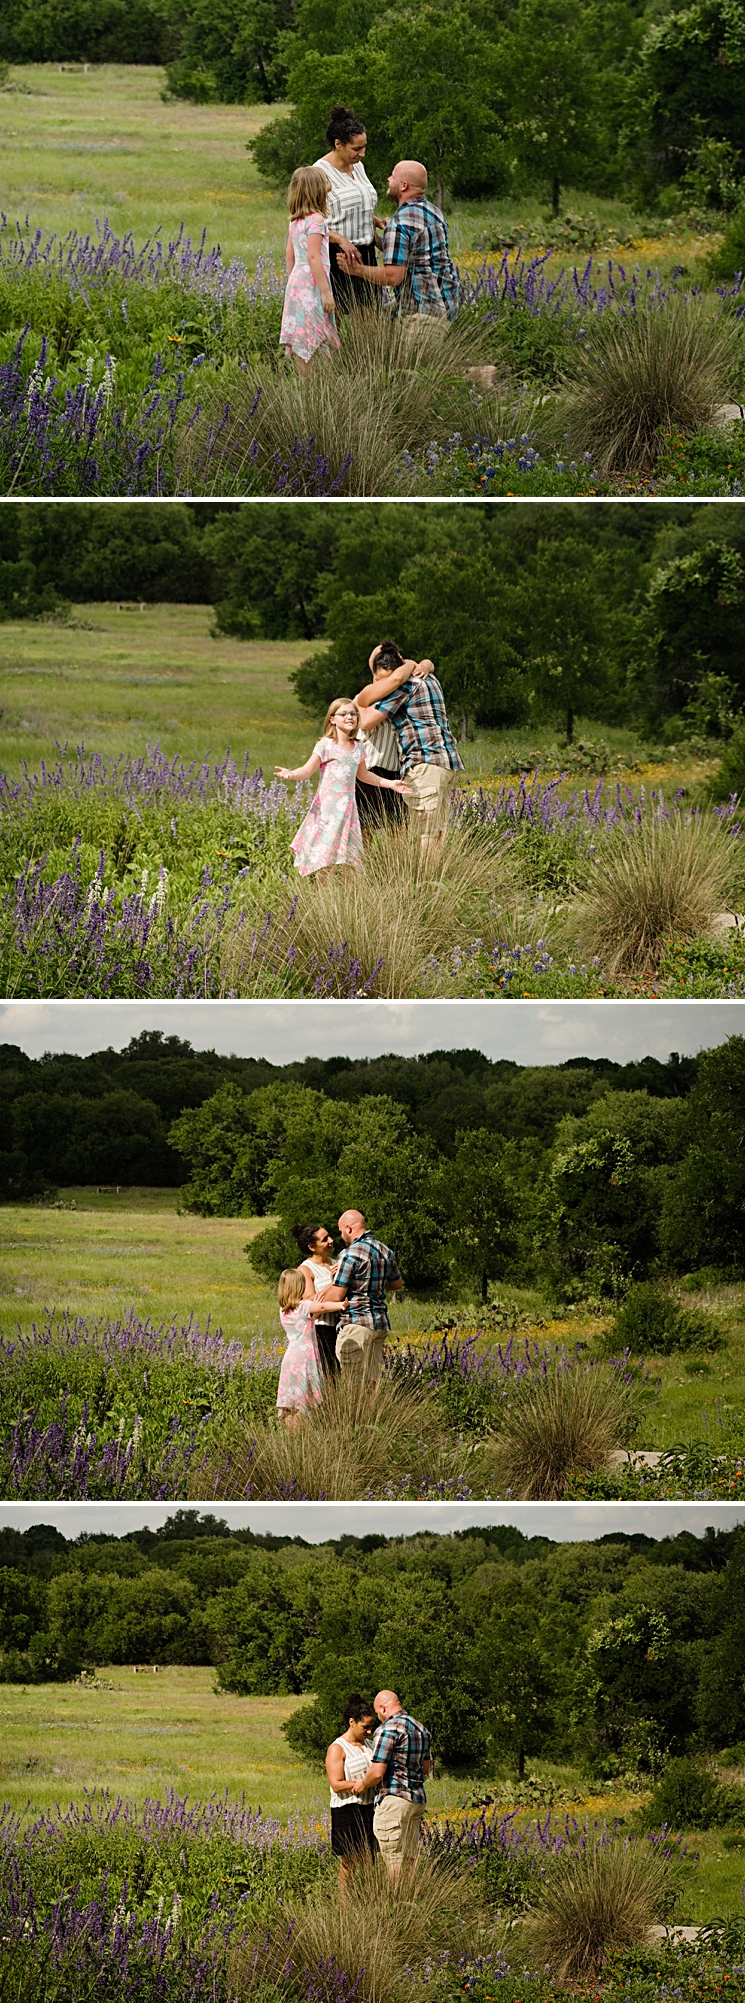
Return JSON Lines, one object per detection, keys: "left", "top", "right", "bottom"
{"left": 337, "top": 159, "right": 460, "bottom": 320}
{"left": 319, "top": 1209, "right": 402, "bottom": 1384}
{"left": 351, "top": 1688, "right": 432, "bottom": 1879}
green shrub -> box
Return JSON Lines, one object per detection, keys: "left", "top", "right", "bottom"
{"left": 711, "top": 717, "right": 745, "bottom": 801}
{"left": 609, "top": 1283, "right": 724, "bottom": 1356}
{"left": 248, "top": 111, "right": 306, "bottom": 186}
{"left": 246, "top": 1221, "right": 299, "bottom": 1283}
{"left": 638, "top": 1756, "right": 745, "bottom": 1831}
{"left": 708, "top": 199, "right": 745, "bottom": 281}
{"left": 282, "top": 1699, "right": 328, "bottom": 1761}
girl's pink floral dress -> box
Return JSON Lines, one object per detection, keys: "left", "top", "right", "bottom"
{"left": 277, "top": 1304, "right": 323, "bottom": 1412}
{"left": 280, "top": 213, "right": 340, "bottom": 364}
{"left": 291, "top": 737, "right": 366, "bottom": 875}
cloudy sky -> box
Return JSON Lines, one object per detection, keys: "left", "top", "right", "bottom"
{"left": 2, "top": 1501, "right": 742, "bottom": 1541}
{"left": 0, "top": 999, "right": 740, "bottom": 1065}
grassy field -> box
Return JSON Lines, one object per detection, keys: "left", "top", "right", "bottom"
{"left": 0, "top": 602, "right": 719, "bottom": 798}
{"left": 0, "top": 66, "right": 288, "bottom": 270}
{"left": 0, "top": 64, "right": 721, "bottom": 277}
{"left": 3, "top": 1670, "right": 744, "bottom": 1920}
{"left": 0, "top": 606, "right": 312, "bottom": 782}
{"left": 2, "top": 1193, "right": 744, "bottom": 1454}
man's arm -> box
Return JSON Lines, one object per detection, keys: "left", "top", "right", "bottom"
{"left": 353, "top": 1758, "right": 386, "bottom": 1792}
{"left": 337, "top": 257, "right": 406, "bottom": 287}
{"left": 356, "top": 704, "right": 392, "bottom": 733}
{"left": 355, "top": 657, "right": 417, "bottom": 708}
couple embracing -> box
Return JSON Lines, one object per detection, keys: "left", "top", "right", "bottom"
{"left": 275, "top": 1208, "right": 401, "bottom": 1427}
{"left": 275, "top": 643, "right": 463, "bottom": 877}
{"left": 326, "top": 1688, "right": 432, "bottom": 1898}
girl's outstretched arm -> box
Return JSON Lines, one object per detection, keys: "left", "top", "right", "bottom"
{"left": 275, "top": 749, "right": 322, "bottom": 782}
{"left": 357, "top": 759, "right": 414, "bottom": 794}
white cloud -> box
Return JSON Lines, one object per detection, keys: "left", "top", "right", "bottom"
{"left": 0, "top": 999, "right": 740, "bottom": 1066}
{"left": 0, "top": 1501, "right": 742, "bottom": 1542}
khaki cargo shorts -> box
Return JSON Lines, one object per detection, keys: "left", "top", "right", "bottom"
{"left": 335, "top": 1321, "right": 386, "bottom": 1384}
{"left": 405, "top": 762, "right": 457, "bottom": 829}
{"left": 373, "top": 1795, "right": 425, "bottom": 1860}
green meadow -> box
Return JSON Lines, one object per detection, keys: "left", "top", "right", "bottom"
{"left": 1, "top": 64, "right": 703, "bottom": 276}
{"left": 3, "top": 1669, "right": 744, "bottom": 1922}
{"left": 0, "top": 65, "right": 287, "bottom": 268}
{"left": 2, "top": 1191, "right": 745, "bottom": 1456}
{"left": 0, "top": 604, "right": 310, "bottom": 781}
{"left": 0, "top": 601, "right": 714, "bottom": 798}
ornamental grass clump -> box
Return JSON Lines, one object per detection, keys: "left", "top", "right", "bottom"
{"left": 235, "top": 1849, "right": 498, "bottom": 2003}
{"left": 572, "top": 813, "right": 738, "bottom": 979}
{"left": 197, "top": 1371, "right": 471, "bottom": 1501}
{"left": 526, "top": 1829, "right": 681, "bottom": 1982}
{"left": 180, "top": 305, "right": 497, "bottom": 498}
{"left": 559, "top": 289, "right": 742, "bottom": 474}
{"left": 488, "top": 1355, "right": 631, "bottom": 1499}
{"left": 287, "top": 811, "right": 515, "bottom": 998}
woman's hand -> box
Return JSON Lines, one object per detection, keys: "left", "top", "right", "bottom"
{"left": 335, "top": 234, "right": 362, "bottom": 263}
{"left": 393, "top": 781, "right": 415, "bottom": 794}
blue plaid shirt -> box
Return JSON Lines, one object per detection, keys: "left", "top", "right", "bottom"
{"left": 333, "top": 1231, "right": 401, "bottom": 1331}
{"left": 382, "top": 198, "right": 460, "bottom": 319}
{"left": 370, "top": 1710, "right": 431, "bottom": 1803}
{"left": 375, "top": 675, "right": 464, "bottom": 774}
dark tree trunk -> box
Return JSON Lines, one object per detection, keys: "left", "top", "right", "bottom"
{"left": 566, "top": 703, "right": 574, "bottom": 744}
{"left": 461, "top": 709, "right": 468, "bottom": 741}
{"left": 437, "top": 171, "right": 445, "bottom": 211}
{"left": 551, "top": 174, "right": 560, "bottom": 218}
{"left": 481, "top": 1267, "right": 488, "bottom": 1303}
{"left": 518, "top": 1744, "right": 525, "bottom": 1780}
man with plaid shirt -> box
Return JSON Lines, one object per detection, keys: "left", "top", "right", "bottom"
{"left": 350, "top": 1689, "right": 432, "bottom": 1877}
{"left": 337, "top": 160, "right": 460, "bottom": 319}
{"left": 356, "top": 641, "right": 464, "bottom": 835}
{"left": 318, "top": 1209, "right": 402, "bottom": 1384}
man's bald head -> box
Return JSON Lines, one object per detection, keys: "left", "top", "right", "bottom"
{"left": 338, "top": 1208, "right": 366, "bottom": 1244}
{"left": 374, "top": 1689, "right": 402, "bottom": 1719}
{"left": 388, "top": 160, "right": 428, "bottom": 201}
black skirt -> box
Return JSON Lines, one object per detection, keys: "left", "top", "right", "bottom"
{"left": 356, "top": 767, "right": 405, "bottom": 828}
{"left": 329, "top": 239, "right": 379, "bottom": 315}
{"left": 330, "top": 1803, "right": 378, "bottom": 1857}
{"left": 315, "top": 1320, "right": 340, "bottom": 1378}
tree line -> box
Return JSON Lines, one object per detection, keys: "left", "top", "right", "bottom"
{"left": 3, "top": 502, "right": 745, "bottom": 740}
{"left": 170, "top": 1035, "right": 745, "bottom": 1296}
{"left": 0, "top": 1029, "right": 696, "bottom": 1220}
{"left": 2, "top": 1, "right": 743, "bottom": 223}
{"left": 3, "top": 1030, "right": 742, "bottom": 1300}
{"left": 2, "top": 1513, "right": 743, "bottom": 1777}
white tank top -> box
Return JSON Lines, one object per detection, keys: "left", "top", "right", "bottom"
{"left": 301, "top": 1257, "right": 340, "bottom": 1321}
{"left": 329, "top": 1734, "right": 375, "bottom": 1808}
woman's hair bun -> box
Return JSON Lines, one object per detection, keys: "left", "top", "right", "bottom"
{"left": 291, "top": 1222, "right": 317, "bottom": 1254}
{"left": 325, "top": 104, "right": 366, "bottom": 146}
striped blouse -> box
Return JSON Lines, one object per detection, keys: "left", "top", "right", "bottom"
{"left": 329, "top": 1734, "right": 376, "bottom": 1808}
{"left": 314, "top": 157, "right": 378, "bottom": 246}
{"left": 357, "top": 718, "right": 400, "bottom": 773}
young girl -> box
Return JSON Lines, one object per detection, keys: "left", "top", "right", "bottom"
{"left": 280, "top": 166, "right": 340, "bottom": 376}
{"left": 277, "top": 1268, "right": 326, "bottom": 1430}
{"left": 275, "top": 699, "right": 412, "bottom": 877}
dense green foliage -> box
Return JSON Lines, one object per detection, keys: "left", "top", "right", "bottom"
{"left": 2, "top": 1514, "right": 744, "bottom": 1780}
{"left": 0, "top": 1028, "right": 697, "bottom": 1212}
{"left": 172, "top": 1035, "right": 745, "bottom": 1302}
{"left": 4, "top": 0, "right": 745, "bottom": 234}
